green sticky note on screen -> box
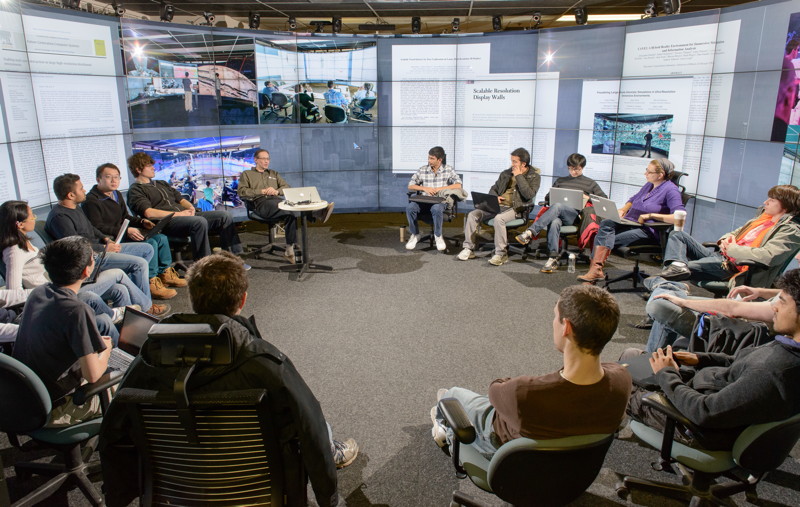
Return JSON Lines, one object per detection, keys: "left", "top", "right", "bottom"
{"left": 94, "top": 40, "right": 106, "bottom": 56}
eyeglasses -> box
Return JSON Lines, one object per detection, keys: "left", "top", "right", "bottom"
{"left": 645, "top": 170, "right": 661, "bottom": 175}
{"left": 255, "top": 157, "right": 269, "bottom": 160}
{"left": 568, "top": 166, "right": 583, "bottom": 171}
{"left": 102, "top": 175, "right": 121, "bottom": 181}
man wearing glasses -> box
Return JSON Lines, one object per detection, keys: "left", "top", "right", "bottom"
{"left": 515, "top": 153, "right": 606, "bottom": 273}
{"left": 237, "top": 149, "right": 333, "bottom": 264}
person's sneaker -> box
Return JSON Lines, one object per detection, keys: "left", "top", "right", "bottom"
{"left": 430, "top": 406, "right": 448, "bottom": 449}
{"left": 158, "top": 266, "right": 187, "bottom": 287}
{"left": 405, "top": 234, "right": 421, "bottom": 250}
{"left": 660, "top": 263, "right": 691, "bottom": 281}
{"left": 149, "top": 277, "right": 177, "bottom": 300}
{"left": 515, "top": 230, "right": 534, "bottom": 245}
{"left": 540, "top": 257, "right": 559, "bottom": 273}
{"left": 457, "top": 248, "right": 475, "bottom": 261}
{"left": 437, "top": 388, "right": 448, "bottom": 401}
{"left": 283, "top": 245, "right": 296, "bottom": 264}
{"left": 146, "top": 303, "right": 171, "bottom": 318}
{"left": 488, "top": 253, "right": 509, "bottom": 266}
{"left": 434, "top": 235, "right": 446, "bottom": 251}
{"left": 111, "top": 304, "right": 143, "bottom": 324}
{"left": 242, "top": 263, "right": 252, "bottom": 271}
{"left": 332, "top": 438, "right": 359, "bottom": 469}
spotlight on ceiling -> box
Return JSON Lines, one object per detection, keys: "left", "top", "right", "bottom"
{"left": 111, "top": 1, "right": 125, "bottom": 16}
{"left": 492, "top": 15, "right": 502, "bottom": 31}
{"left": 411, "top": 16, "right": 421, "bottom": 34}
{"left": 203, "top": 11, "right": 215, "bottom": 26}
{"left": 248, "top": 12, "right": 260, "bottom": 29}
{"left": 452, "top": 17, "right": 460, "bottom": 32}
{"left": 661, "top": 0, "right": 679, "bottom": 15}
{"left": 288, "top": 16, "right": 297, "bottom": 30}
{"left": 159, "top": 2, "right": 174, "bottom": 22}
{"left": 61, "top": 0, "right": 80, "bottom": 9}
{"left": 310, "top": 20, "right": 331, "bottom": 33}
{"left": 532, "top": 12, "right": 542, "bottom": 27}
{"left": 644, "top": 2, "right": 657, "bottom": 17}
{"left": 574, "top": 7, "right": 588, "bottom": 25}
{"left": 332, "top": 16, "right": 342, "bottom": 33}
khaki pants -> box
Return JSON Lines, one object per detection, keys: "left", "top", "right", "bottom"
{"left": 184, "top": 91, "right": 193, "bottom": 112}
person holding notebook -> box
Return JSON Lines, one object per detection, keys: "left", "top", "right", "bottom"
{"left": 83, "top": 163, "right": 185, "bottom": 300}
{"left": 577, "top": 158, "right": 684, "bottom": 282}
{"left": 458, "top": 148, "right": 541, "bottom": 266}
{"left": 515, "top": 153, "right": 606, "bottom": 273}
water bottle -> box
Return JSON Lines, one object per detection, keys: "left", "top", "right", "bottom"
{"left": 568, "top": 253, "right": 576, "bottom": 273}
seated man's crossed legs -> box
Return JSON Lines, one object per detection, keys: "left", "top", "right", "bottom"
{"left": 459, "top": 208, "right": 517, "bottom": 265}
{"left": 516, "top": 203, "right": 579, "bottom": 273}
{"left": 659, "top": 231, "right": 731, "bottom": 282}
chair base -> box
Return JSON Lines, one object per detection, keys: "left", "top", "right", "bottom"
{"left": 619, "top": 466, "right": 759, "bottom": 507}
{"left": 604, "top": 260, "right": 652, "bottom": 292}
{"left": 13, "top": 444, "right": 103, "bottom": 507}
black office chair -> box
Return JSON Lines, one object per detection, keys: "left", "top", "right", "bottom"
{"left": 351, "top": 97, "right": 376, "bottom": 122}
{"left": 243, "top": 196, "right": 289, "bottom": 259}
{"left": 438, "top": 398, "right": 615, "bottom": 507}
{"left": 605, "top": 171, "right": 693, "bottom": 292}
{"left": 270, "top": 92, "right": 292, "bottom": 122}
{"left": 324, "top": 104, "right": 347, "bottom": 124}
{"left": 0, "top": 353, "right": 121, "bottom": 506}
{"left": 618, "top": 393, "right": 800, "bottom": 506}
{"left": 512, "top": 203, "right": 590, "bottom": 265}
{"left": 106, "top": 323, "right": 306, "bottom": 506}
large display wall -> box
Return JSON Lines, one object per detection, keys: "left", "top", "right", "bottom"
{"left": 3, "top": 0, "right": 800, "bottom": 238}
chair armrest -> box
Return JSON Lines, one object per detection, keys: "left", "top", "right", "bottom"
{"left": 734, "top": 259, "right": 769, "bottom": 271}
{"left": 438, "top": 398, "right": 476, "bottom": 444}
{"left": 72, "top": 370, "right": 123, "bottom": 406}
{"left": 642, "top": 392, "right": 699, "bottom": 432}
{"left": 702, "top": 242, "right": 720, "bottom": 251}
{"left": 648, "top": 221, "right": 673, "bottom": 230}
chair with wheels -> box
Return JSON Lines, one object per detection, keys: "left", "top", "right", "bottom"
{"left": 103, "top": 323, "right": 307, "bottom": 506}
{"left": 0, "top": 353, "right": 121, "bottom": 506}
{"left": 618, "top": 392, "right": 800, "bottom": 506}
{"left": 243, "top": 196, "right": 289, "bottom": 259}
{"left": 351, "top": 97, "right": 376, "bottom": 122}
{"left": 406, "top": 191, "right": 462, "bottom": 252}
{"left": 324, "top": 105, "right": 348, "bottom": 124}
{"left": 438, "top": 397, "right": 615, "bottom": 507}
{"left": 477, "top": 204, "right": 535, "bottom": 259}
{"left": 270, "top": 92, "right": 292, "bottom": 122}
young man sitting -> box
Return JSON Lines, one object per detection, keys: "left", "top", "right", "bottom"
{"left": 431, "top": 285, "right": 631, "bottom": 457}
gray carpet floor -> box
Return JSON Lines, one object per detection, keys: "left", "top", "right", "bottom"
{"left": 3, "top": 213, "right": 800, "bottom": 506}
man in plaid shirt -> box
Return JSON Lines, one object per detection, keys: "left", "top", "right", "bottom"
{"left": 406, "top": 147, "right": 462, "bottom": 251}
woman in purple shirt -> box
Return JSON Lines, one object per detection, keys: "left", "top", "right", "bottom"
{"left": 578, "top": 159, "right": 685, "bottom": 282}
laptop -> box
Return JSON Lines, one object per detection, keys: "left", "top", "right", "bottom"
{"left": 590, "top": 195, "right": 642, "bottom": 226}
{"left": 471, "top": 191, "right": 502, "bottom": 214}
{"left": 549, "top": 188, "right": 586, "bottom": 210}
{"left": 82, "top": 249, "right": 107, "bottom": 286}
{"left": 619, "top": 353, "right": 659, "bottom": 390}
{"left": 283, "top": 187, "right": 322, "bottom": 204}
{"left": 144, "top": 213, "right": 175, "bottom": 239}
{"left": 118, "top": 306, "right": 159, "bottom": 356}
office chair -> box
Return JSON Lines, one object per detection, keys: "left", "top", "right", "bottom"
{"left": 270, "top": 92, "right": 292, "bottom": 122}
{"left": 243, "top": 196, "right": 289, "bottom": 259}
{"left": 618, "top": 393, "right": 800, "bottom": 506}
{"left": 0, "top": 353, "right": 121, "bottom": 506}
{"left": 437, "top": 398, "right": 614, "bottom": 507}
{"left": 406, "top": 190, "right": 462, "bottom": 252}
{"left": 512, "top": 203, "right": 590, "bottom": 265}
{"left": 476, "top": 204, "right": 535, "bottom": 258}
{"left": 107, "top": 323, "right": 306, "bottom": 506}
{"left": 351, "top": 97, "right": 376, "bottom": 122}
{"left": 324, "top": 105, "right": 347, "bottom": 124}
{"left": 604, "top": 171, "right": 693, "bottom": 292}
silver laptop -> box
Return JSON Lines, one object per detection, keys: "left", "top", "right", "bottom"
{"left": 590, "top": 195, "right": 642, "bottom": 226}
{"left": 283, "top": 186, "right": 322, "bottom": 204}
{"left": 549, "top": 188, "right": 586, "bottom": 210}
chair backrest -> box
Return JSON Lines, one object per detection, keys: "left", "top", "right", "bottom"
{"left": 271, "top": 92, "right": 289, "bottom": 107}
{"left": 358, "top": 97, "right": 376, "bottom": 111}
{"left": 325, "top": 105, "right": 347, "bottom": 123}
{"left": 32, "top": 221, "right": 53, "bottom": 246}
{"left": 733, "top": 411, "right": 800, "bottom": 474}
{"left": 0, "top": 353, "right": 52, "bottom": 434}
{"left": 487, "top": 433, "right": 614, "bottom": 506}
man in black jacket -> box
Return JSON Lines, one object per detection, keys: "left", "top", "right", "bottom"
{"left": 99, "top": 252, "right": 358, "bottom": 506}
{"left": 126, "top": 152, "right": 245, "bottom": 263}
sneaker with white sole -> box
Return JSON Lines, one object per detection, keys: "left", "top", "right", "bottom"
{"left": 540, "top": 257, "right": 559, "bottom": 273}
{"left": 332, "top": 438, "right": 359, "bottom": 469}
{"left": 430, "top": 406, "right": 448, "bottom": 449}
{"left": 515, "top": 229, "right": 533, "bottom": 245}
{"left": 457, "top": 248, "right": 475, "bottom": 261}
{"left": 405, "top": 234, "right": 421, "bottom": 250}
{"left": 488, "top": 253, "right": 509, "bottom": 266}
{"left": 434, "top": 235, "right": 446, "bottom": 251}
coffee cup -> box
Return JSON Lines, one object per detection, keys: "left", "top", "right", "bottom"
{"left": 674, "top": 210, "right": 687, "bottom": 231}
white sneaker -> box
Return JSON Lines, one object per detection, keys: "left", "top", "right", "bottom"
{"left": 541, "top": 257, "right": 559, "bottom": 273}
{"left": 457, "top": 248, "right": 475, "bottom": 261}
{"left": 430, "top": 406, "right": 448, "bottom": 449}
{"left": 489, "top": 253, "right": 509, "bottom": 266}
{"left": 405, "top": 234, "right": 421, "bottom": 250}
{"left": 111, "top": 304, "right": 142, "bottom": 325}
{"left": 434, "top": 235, "right": 446, "bottom": 251}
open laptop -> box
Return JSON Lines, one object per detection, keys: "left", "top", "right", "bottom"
{"left": 82, "top": 249, "right": 107, "bottom": 286}
{"left": 590, "top": 195, "right": 642, "bottom": 226}
{"left": 107, "top": 307, "right": 159, "bottom": 371}
{"left": 619, "top": 353, "right": 659, "bottom": 390}
{"left": 549, "top": 188, "right": 586, "bottom": 210}
{"left": 471, "top": 191, "right": 502, "bottom": 214}
{"left": 144, "top": 213, "right": 175, "bottom": 239}
{"left": 283, "top": 187, "right": 322, "bottom": 204}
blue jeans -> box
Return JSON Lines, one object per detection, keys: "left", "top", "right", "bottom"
{"left": 164, "top": 211, "right": 243, "bottom": 260}
{"left": 663, "top": 231, "right": 732, "bottom": 282}
{"left": 406, "top": 201, "right": 446, "bottom": 237}
{"left": 83, "top": 267, "right": 152, "bottom": 312}
{"left": 644, "top": 276, "right": 699, "bottom": 352}
{"left": 125, "top": 233, "right": 172, "bottom": 278}
{"left": 102, "top": 245, "right": 153, "bottom": 301}
{"left": 436, "top": 387, "right": 499, "bottom": 459}
{"left": 593, "top": 219, "right": 656, "bottom": 253}
{"left": 528, "top": 203, "right": 579, "bottom": 256}
{"left": 75, "top": 291, "right": 119, "bottom": 343}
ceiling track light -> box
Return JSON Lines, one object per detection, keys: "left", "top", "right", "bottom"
{"left": 202, "top": 11, "right": 215, "bottom": 26}
{"left": 574, "top": 7, "right": 588, "bottom": 25}
{"left": 159, "top": 2, "right": 174, "bottom": 22}
{"left": 411, "top": 16, "right": 421, "bottom": 34}
{"left": 288, "top": 16, "right": 297, "bottom": 30}
{"left": 248, "top": 11, "right": 260, "bottom": 29}
{"left": 644, "top": 2, "right": 658, "bottom": 18}
{"left": 332, "top": 16, "right": 342, "bottom": 33}
{"left": 661, "top": 0, "right": 679, "bottom": 15}
{"left": 452, "top": 17, "right": 460, "bottom": 33}
{"left": 492, "top": 15, "right": 502, "bottom": 32}
{"left": 112, "top": 1, "right": 124, "bottom": 16}
{"left": 532, "top": 12, "right": 542, "bottom": 28}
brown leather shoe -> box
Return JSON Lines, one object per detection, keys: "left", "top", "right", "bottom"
{"left": 146, "top": 302, "right": 171, "bottom": 318}
{"left": 158, "top": 266, "right": 187, "bottom": 287}
{"left": 150, "top": 277, "right": 177, "bottom": 300}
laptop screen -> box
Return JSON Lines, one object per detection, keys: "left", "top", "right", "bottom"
{"left": 118, "top": 307, "right": 159, "bottom": 356}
